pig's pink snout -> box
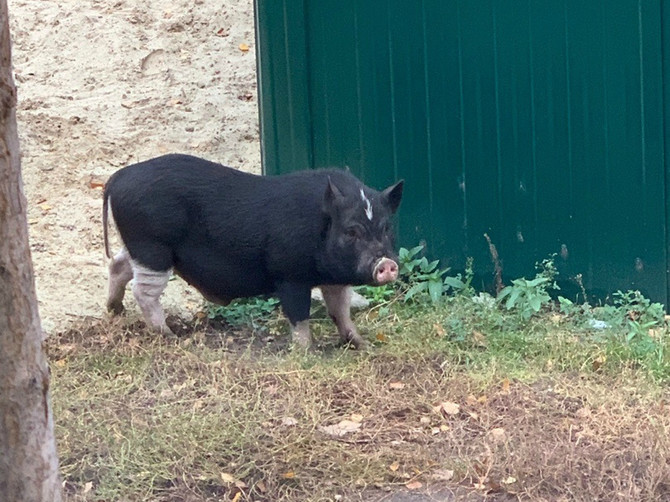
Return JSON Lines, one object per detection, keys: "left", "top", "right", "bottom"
{"left": 373, "top": 257, "right": 399, "bottom": 284}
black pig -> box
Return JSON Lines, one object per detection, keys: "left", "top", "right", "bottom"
{"left": 103, "top": 154, "right": 403, "bottom": 349}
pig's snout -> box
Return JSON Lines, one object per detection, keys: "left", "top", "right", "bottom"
{"left": 373, "top": 257, "right": 398, "bottom": 285}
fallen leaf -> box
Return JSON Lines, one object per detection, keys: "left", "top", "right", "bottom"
{"left": 389, "top": 381, "right": 405, "bottom": 390}
{"left": 485, "top": 480, "right": 503, "bottom": 492}
{"left": 319, "top": 420, "right": 362, "bottom": 437}
{"left": 219, "top": 472, "right": 246, "bottom": 488}
{"left": 501, "top": 378, "right": 511, "bottom": 394}
{"left": 488, "top": 427, "right": 506, "bottom": 443}
{"left": 389, "top": 461, "right": 400, "bottom": 472}
{"left": 231, "top": 493, "right": 242, "bottom": 502}
{"left": 592, "top": 354, "right": 606, "bottom": 371}
{"left": 220, "top": 472, "right": 236, "bottom": 483}
{"left": 466, "top": 395, "right": 478, "bottom": 406}
{"left": 282, "top": 416, "right": 298, "bottom": 427}
{"left": 282, "top": 471, "right": 295, "bottom": 479}
{"left": 502, "top": 476, "right": 517, "bottom": 484}
{"left": 375, "top": 332, "right": 388, "bottom": 342}
{"left": 54, "top": 359, "right": 67, "bottom": 368}
{"left": 83, "top": 481, "right": 93, "bottom": 494}
{"left": 256, "top": 480, "right": 267, "bottom": 492}
{"left": 433, "top": 323, "right": 445, "bottom": 337}
{"left": 350, "top": 413, "right": 364, "bottom": 423}
{"left": 239, "top": 43, "right": 250, "bottom": 52}
{"left": 472, "top": 329, "right": 487, "bottom": 347}
{"left": 419, "top": 416, "right": 431, "bottom": 425}
{"left": 575, "top": 407, "right": 592, "bottom": 419}
{"left": 434, "top": 401, "right": 460, "bottom": 417}
{"left": 88, "top": 179, "right": 105, "bottom": 189}
{"left": 405, "top": 481, "right": 423, "bottom": 490}
{"left": 432, "top": 469, "right": 454, "bottom": 481}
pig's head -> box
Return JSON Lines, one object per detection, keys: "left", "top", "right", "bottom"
{"left": 318, "top": 174, "right": 404, "bottom": 286}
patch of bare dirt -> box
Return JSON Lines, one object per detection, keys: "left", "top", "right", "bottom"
{"left": 9, "top": 0, "right": 261, "bottom": 334}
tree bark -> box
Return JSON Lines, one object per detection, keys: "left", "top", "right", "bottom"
{"left": 0, "top": 0, "right": 62, "bottom": 499}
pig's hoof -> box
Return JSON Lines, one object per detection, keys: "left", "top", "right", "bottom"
{"left": 341, "top": 332, "right": 368, "bottom": 351}
{"left": 150, "top": 323, "right": 177, "bottom": 339}
{"left": 161, "top": 326, "right": 178, "bottom": 339}
{"left": 291, "top": 327, "right": 314, "bottom": 350}
{"left": 290, "top": 341, "right": 315, "bottom": 353}
{"left": 342, "top": 341, "right": 369, "bottom": 352}
{"left": 107, "top": 301, "right": 125, "bottom": 315}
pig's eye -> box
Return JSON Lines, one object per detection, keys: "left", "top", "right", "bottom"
{"left": 346, "top": 228, "right": 361, "bottom": 239}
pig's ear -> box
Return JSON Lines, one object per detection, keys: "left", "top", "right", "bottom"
{"left": 382, "top": 180, "right": 404, "bottom": 214}
{"left": 323, "top": 176, "right": 345, "bottom": 215}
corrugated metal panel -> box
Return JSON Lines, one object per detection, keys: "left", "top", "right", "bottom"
{"left": 255, "top": 0, "right": 668, "bottom": 303}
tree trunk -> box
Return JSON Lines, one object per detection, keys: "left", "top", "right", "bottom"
{"left": 0, "top": 0, "right": 62, "bottom": 499}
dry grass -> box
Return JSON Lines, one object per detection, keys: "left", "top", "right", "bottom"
{"left": 46, "top": 305, "right": 670, "bottom": 501}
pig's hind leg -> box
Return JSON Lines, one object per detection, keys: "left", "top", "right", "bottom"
{"left": 130, "top": 260, "right": 174, "bottom": 336}
{"left": 276, "top": 282, "right": 314, "bottom": 349}
{"left": 321, "top": 285, "right": 365, "bottom": 349}
{"left": 107, "top": 248, "right": 133, "bottom": 314}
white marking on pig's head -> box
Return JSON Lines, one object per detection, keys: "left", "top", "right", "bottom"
{"left": 360, "top": 189, "right": 373, "bottom": 221}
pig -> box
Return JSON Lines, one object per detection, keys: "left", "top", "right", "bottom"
{"left": 103, "top": 154, "right": 403, "bottom": 349}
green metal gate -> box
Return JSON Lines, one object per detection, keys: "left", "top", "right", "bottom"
{"left": 255, "top": 0, "right": 669, "bottom": 303}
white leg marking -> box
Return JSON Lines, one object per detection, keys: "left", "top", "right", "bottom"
{"left": 321, "top": 285, "right": 365, "bottom": 348}
{"left": 291, "top": 320, "right": 313, "bottom": 349}
{"left": 130, "top": 260, "right": 173, "bottom": 334}
{"left": 107, "top": 248, "right": 133, "bottom": 314}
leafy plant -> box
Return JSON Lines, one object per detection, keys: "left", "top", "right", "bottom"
{"left": 444, "top": 257, "right": 475, "bottom": 296}
{"left": 207, "top": 296, "right": 279, "bottom": 329}
{"left": 398, "top": 245, "right": 450, "bottom": 303}
{"left": 497, "top": 256, "right": 559, "bottom": 320}
{"left": 612, "top": 290, "right": 665, "bottom": 323}
{"left": 354, "top": 284, "right": 396, "bottom": 305}
{"left": 610, "top": 290, "right": 665, "bottom": 342}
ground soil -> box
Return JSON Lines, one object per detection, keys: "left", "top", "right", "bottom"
{"left": 9, "top": 0, "right": 261, "bottom": 334}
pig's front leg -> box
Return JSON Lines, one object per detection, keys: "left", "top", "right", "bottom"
{"left": 320, "top": 285, "right": 365, "bottom": 349}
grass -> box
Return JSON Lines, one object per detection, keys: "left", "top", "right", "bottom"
{"left": 47, "top": 293, "right": 670, "bottom": 501}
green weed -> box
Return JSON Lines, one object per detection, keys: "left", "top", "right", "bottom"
{"left": 207, "top": 296, "right": 279, "bottom": 330}
{"left": 497, "top": 255, "right": 559, "bottom": 320}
